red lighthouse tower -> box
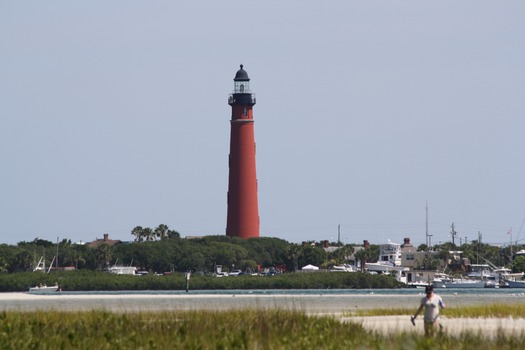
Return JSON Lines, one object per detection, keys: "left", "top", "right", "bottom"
{"left": 226, "top": 65, "right": 260, "bottom": 239}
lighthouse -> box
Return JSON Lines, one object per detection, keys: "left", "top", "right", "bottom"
{"left": 226, "top": 65, "right": 260, "bottom": 239}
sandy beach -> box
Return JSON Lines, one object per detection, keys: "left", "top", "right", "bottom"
{"left": 342, "top": 315, "right": 525, "bottom": 337}
{"left": 2, "top": 292, "right": 525, "bottom": 337}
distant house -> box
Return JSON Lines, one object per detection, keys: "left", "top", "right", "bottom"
{"left": 400, "top": 237, "right": 442, "bottom": 284}
{"left": 87, "top": 233, "right": 121, "bottom": 248}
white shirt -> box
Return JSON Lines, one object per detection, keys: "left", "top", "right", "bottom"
{"left": 420, "top": 294, "right": 445, "bottom": 322}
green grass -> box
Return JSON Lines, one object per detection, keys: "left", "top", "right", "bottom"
{"left": 350, "top": 303, "right": 525, "bottom": 318}
{"left": 1, "top": 309, "right": 525, "bottom": 349}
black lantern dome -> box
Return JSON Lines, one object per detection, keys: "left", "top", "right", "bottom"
{"left": 234, "top": 64, "right": 250, "bottom": 81}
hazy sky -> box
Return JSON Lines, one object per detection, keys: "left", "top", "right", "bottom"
{"left": 1, "top": 1, "right": 524, "bottom": 247}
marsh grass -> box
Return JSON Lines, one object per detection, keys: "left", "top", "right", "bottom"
{"left": 1, "top": 309, "right": 524, "bottom": 349}
{"left": 350, "top": 303, "right": 525, "bottom": 318}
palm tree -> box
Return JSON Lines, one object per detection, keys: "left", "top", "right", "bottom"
{"left": 143, "top": 228, "right": 155, "bottom": 241}
{"left": 354, "top": 248, "right": 373, "bottom": 272}
{"left": 154, "top": 224, "right": 169, "bottom": 240}
{"left": 167, "top": 229, "right": 181, "bottom": 240}
{"left": 94, "top": 243, "right": 113, "bottom": 269}
{"left": 286, "top": 244, "right": 302, "bottom": 272}
{"left": 131, "top": 226, "right": 145, "bottom": 242}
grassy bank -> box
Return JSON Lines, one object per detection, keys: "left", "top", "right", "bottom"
{"left": 1, "top": 309, "right": 524, "bottom": 349}
{"left": 0, "top": 270, "right": 403, "bottom": 292}
{"left": 351, "top": 303, "right": 525, "bottom": 318}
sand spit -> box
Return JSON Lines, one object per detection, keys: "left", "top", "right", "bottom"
{"left": 343, "top": 315, "right": 525, "bottom": 337}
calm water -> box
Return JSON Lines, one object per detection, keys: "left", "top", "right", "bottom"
{"left": 59, "top": 288, "right": 524, "bottom": 296}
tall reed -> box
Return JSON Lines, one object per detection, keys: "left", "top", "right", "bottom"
{"left": 1, "top": 309, "right": 524, "bottom": 349}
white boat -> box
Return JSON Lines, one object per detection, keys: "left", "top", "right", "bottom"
{"left": 331, "top": 264, "right": 355, "bottom": 272}
{"left": 407, "top": 281, "right": 430, "bottom": 288}
{"left": 469, "top": 265, "right": 523, "bottom": 288}
{"left": 443, "top": 279, "right": 486, "bottom": 288}
{"left": 108, "top": 266, "right": 137, "bottom": 275}
{"left": 365, "top": 241, "right": 409, "bottom": 283}
{"left": 28, "top": 284, "right": 60, "bottom": 294}
{"left": 432, "top": 273, "right": 450, "bottom": 288}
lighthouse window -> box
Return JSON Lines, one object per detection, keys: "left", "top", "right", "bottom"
{"left": 243, "top": 108, "right": 247, "bottom": 116}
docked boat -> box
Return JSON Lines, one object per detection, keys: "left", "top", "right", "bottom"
{"left": 432, "top": 273, "right": 449, "bottom": 288}
{"left": 28, "top": 284, "right": 60, "bottom": 294}
{"left": 365, "top": 241, "right": 409, "bottom": 284}
{"left": 407, "top": 281, "right": 431, "bottom": 288}
{"left": 443, "top": 279, "right": 486, "bottom": 288}
{"left": 106, "top": 258, "right": 138, "bottom": 275}
{"left": 331, "top": 264, "right": 355, "bottom": 272}
{"left": 503, "top": 279, "right": 525, "bottom": 288}
{"left": 107, "top": 266, "right": 137, "bottom": 275}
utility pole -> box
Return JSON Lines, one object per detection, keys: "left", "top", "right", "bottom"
{"left": 477, "top": 231, "right": 482, "bottom": 265}
{"left": 56, "top": 237, "right": 59, "bottom": 269}
{"left": 338, "top": 224, "right": 341, "bottom": 246}
{"left": 509, "top": 229, "right": 513, "bottom": 259}
{"left": 425, "top": 201, "right": 429, "bottom": 248}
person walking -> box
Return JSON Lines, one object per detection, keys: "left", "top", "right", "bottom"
{"left": 411, "top": 285, "right": 445, "bottom": 336}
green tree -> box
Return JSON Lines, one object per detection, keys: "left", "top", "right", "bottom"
{"left": 12, "top": 251, "right": 33, "bottom": 272}
{"left": 286, "top": 244, "right": 302, "bottom": 272}
{"left": 143, "top": 228, "right": 155, "bottom": 242}
{"left": 328, "top": 244, "right": 354, "bottom": 265}
{"left": 354, "top": 248, "right": 374, "bottom": 271}
{"left": 512, "top": 256, "right": 525, "bottom": 273}
{"left": 154, "top": 224, "right": 169, "bottom": 240}
{"left": 94, "top": 243, "right": 113, "bottom": 269}
{"left": 131, "top": 226, "right": 145, "bottom": 242}
{"left": 297, "top": 245, "right": 325, "bottom": 268}
{"left": 166, "top": 229, "right": 180, "bottom": 240}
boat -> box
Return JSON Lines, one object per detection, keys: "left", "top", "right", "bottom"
{"left": 467, "top": 264, "right": 524, "bottom": 288}
{"left": 503, "top": 279, "right": 525, "bottom": 288}
{"left": 365, "top": 241, "right": 409, "bottom": 283}
{"left": 443, "top": 279, "right": 486, "bottom": 288}
{"left": 331, "top": 264, "right": 355, "bottom": 272}
{"left": 107, "top": 258, "right": 138, "bottom": 275}
{"left": 407, "top": 281, "right": 430, "bottom": 288}
{"left": 107, "top": 266, "right": 137, "bottom": 275}
{"left": 432, "top": 273, "right": 449, "bottom": 288}
{"left": 28, "top": 284, "right": 60, "bottom": 294}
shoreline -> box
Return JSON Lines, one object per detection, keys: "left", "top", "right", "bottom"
{"left": 2, "top": 291, "right": 525, "bottom": 311}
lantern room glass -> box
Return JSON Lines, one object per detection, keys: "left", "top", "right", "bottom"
{"left": 234, "top": 80, "right": 250, "bottom": 93}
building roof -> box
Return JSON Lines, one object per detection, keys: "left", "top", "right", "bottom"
{"left": 87, "top": 233, "right": 121, "bottom": 248}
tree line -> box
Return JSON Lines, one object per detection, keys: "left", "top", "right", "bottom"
{"left": 1, "top": 224, "right": 524, "bottom": 275}
{"left": 0, "top": 226, "right": 357, "bottom": 274}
